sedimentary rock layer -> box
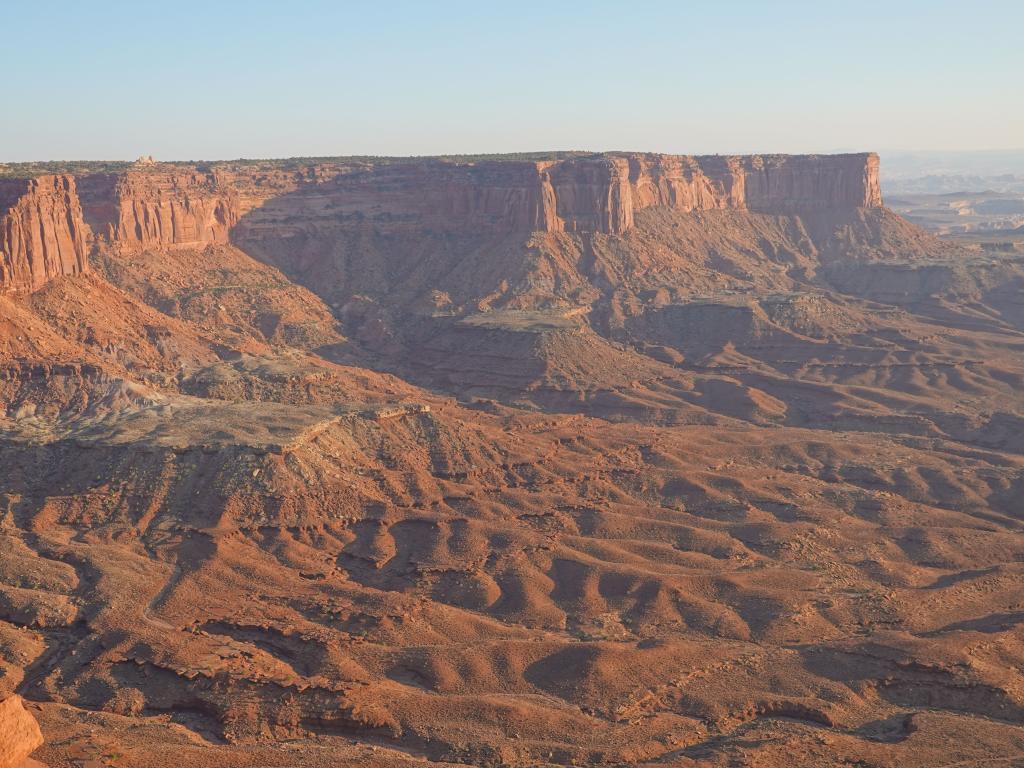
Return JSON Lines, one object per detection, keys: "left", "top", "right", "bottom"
{"left": 0, "top": 175, "right": 89, "bottom": 292}
{"left": 2, "top": 153, "right": 881, "bottom": 291}
{"left": 77, "top": 164, "right": 346, "bottom": 252}
{"left": 234, "top": 152, "right": 882, "bottom": 236}
{"left": 78, "top": 169, "right": 243, "bottom": 251}
{"left": 541, "top": 153, "right": 882, "bottom": 234}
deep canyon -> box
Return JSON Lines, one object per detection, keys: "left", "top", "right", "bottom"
{"left": 1, "top": 151, "right": 1023, "bottom": 767}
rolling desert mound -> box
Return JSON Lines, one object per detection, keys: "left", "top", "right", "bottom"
{"left": 1, "top": 152, "right": 1023, "bottom": 767}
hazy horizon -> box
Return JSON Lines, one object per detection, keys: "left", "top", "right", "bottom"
{"left": 3, "top": 148, "right": 1024, "bottom": 166}
{"left": 4, "top": 0, "right": 1021, "bottom": 162}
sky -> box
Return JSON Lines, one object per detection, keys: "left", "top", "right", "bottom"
{"left": 3, "top": 0, "right": 1022, "bottom": 161}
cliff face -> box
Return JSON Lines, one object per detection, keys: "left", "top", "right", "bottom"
{"left": 82, "top": 153, "right": 883, "bottom": 246}
{"left": 79, "top": 168, "right": 243, "bottom": 250}
{"left": 539, "top": 153, "right": 882, "bottom": 234}
{"left": 2, "top": 152, "right": 882, "bottom": 292}
{"left": 546, "top": 155, "right": 744, "bottom": 234}
{"left": 76, "top": 165, "right": 355, "bottom": 252}
{"left": 226, "top": 152, "right": 881, "bottom": 241}
{"left": 340, "top": 153, "right": 881, "bottom": 235}
{"left": 740, "top": 153, "right": 883, "bottom": 213}
{"left": 0, "top": 175, "right": 89, "bottom": 292}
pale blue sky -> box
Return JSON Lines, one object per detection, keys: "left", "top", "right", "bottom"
{"left": 3, "top": 0, "right": 1021, "bottom": 161}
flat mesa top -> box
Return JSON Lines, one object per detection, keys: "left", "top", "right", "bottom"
{"left": 0, "top": 151, "right": 879, "bottom": 179}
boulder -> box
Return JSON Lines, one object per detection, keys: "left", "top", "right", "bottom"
{"left": 0, "top": 696, "right": 43, "bottom": 768}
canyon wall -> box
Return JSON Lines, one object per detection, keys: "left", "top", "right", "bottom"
{"left": 740, "top": 153, "right": 882, "bottom": 213}
{"left": 79, "top": 153, "right": 883, "bottom": 247}
{"left": 1, "top": 153, "right": 882, "bottom": 291}
{"left": 75, "top": 164, "right": 367, "bottom": 253}
{"left": 0, "top": 175, "right": 89, "bottom": 292}
{"left": 79, "top": 168, "right": 258, "bottom": 251}
{"left": 240, "top": 152, "right": 883, "bottom": 237}
{"left": 541, "top": 153, "right": 882, "bottom": 234}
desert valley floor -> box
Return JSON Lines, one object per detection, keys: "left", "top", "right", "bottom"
{"left": 1, "top": 152, "right": 1023, "bottom": 767}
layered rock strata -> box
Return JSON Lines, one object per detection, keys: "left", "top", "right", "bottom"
{"left": 2, "top": 153, "right": 882, "bottom": 291}
{"left": 0, "top": 176, "right": 89, "bottom": 292}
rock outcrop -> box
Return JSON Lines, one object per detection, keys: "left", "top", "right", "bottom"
{"left": 78, "top": 164, "right": 346, "bottom": 252}
{"left": 3, "top": 152, "right": 882, "bottom": 292}
{"left": 0, "top": 695, "right": 43, "bottom": 768}
{"left": 79, "top": 168, "right": 243, "bottom": 251}
{"left": 0, "top": 176, "right": 89, "bottom": 292}
{"left": 255, "top": 152, "right": 883, "bottom": 236}
{"left": 541, "top": 153, "right": 882, "bottom": 234}
{"left": 78, "top": 153, "right": 882, "bottom": 246}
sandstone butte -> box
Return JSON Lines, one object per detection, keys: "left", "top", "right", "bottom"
{"left": 0, "top": 696, "right": 44, "bottom": 768}
{"left": 0, "top": 152, "right": 880, "bottom": 293}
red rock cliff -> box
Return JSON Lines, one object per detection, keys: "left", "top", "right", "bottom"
{"left": 6, "top": 152, "right": 882, "bottom": 287}
{"left": 77, "top": 164, "right": 349, "bottom": 252}
{"left": 0, "top": 175, "right": 89, "bottom": 292}
{"left": 231, "top": 152, "right": 882, "bottom": 238}
{"left": 539, "top": 153, "right": 882, "bottom": 234}
{"left": 82, "top": 168, "right": 243, "bottom": 250}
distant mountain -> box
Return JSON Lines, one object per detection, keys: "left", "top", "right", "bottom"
{"left": 881, "top": 149, "right": 1024, "bottom": 194}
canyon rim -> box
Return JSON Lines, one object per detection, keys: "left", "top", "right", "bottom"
{"left": 0, "top": 149, "right": 1023, "bottom": 766}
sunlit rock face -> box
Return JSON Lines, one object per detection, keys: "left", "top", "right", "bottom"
{"left": 0, "top": 176, "right": 89, "bottom": 292}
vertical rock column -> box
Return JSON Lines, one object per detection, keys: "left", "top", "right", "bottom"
{"left": 0, "top": 175, "right": 89, "bottom": 293}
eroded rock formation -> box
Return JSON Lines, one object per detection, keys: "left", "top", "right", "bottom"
{"left": 5, "top": 146, "right": 1024, "bottom": 768}
{"left": 542, "top": 152, "right": 882, "bottom": 234}
{"left": 234, "top": 152, "right": 882, "bottom": 236}
{"left": 77, "top": 164, "right": 349, "bottom": 253}
{"left": 0, "top": 176, "right": 88, "bottom": 292}
{"left": 1, "top": 153, "right": 882, "bottom": 293}
{"left": 79, "top": 168, "right": 243, "bottom": 251}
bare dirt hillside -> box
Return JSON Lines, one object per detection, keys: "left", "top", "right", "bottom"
{"left": 1, "top": 153, "right": 1023, "bottom": 767}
